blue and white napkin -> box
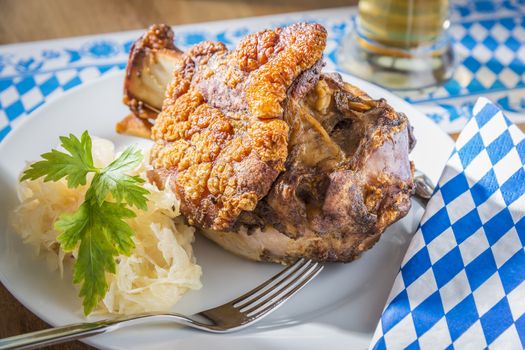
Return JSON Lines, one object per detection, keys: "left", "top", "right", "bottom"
{"left": 371, "top": 98, "right": 525, "bottom": 349}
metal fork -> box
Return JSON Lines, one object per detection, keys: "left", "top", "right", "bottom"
{"left": 413, "top": 170, "right": 435, "bottom": 202}
{"left": 0, "top": 258, "right": 322, "bottom": 350}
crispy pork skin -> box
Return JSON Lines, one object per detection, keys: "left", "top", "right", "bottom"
{"left": 121, "top": 24, "right": 415, "bottom": 263}
{"left": 147, "top": 23, "right": 326, "bottom": 231}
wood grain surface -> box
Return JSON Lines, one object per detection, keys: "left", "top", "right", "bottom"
{"left": 0, "top": 0, "right": 352, "bottom": 44}
{"left": 0, "top": 1, "right": 523, "bottom": 349}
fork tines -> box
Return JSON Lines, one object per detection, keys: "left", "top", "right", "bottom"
{"left": 232, "top": 259, "right": 323, "bottom": 318}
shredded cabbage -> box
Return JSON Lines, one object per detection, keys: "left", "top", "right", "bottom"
{"left": 11, "top": 138, "right": 202, "bottom": 315}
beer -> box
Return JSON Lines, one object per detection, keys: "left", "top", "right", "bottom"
{"left": 358, "top": 0, "right": 449, "bottom": 49}
{"left": 338, "top": 0, "right": 454, "bottom": 90}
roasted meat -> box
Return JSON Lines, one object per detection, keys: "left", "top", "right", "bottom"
{"left": 120, "top": 23, "right": 415, "bottom": 263}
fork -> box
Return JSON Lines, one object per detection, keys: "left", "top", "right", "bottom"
{"left": 0, "top": 258, "right": 322, "bottom": 350}
{"left": 413, "top": 170, "right": 435, "bottom": 202}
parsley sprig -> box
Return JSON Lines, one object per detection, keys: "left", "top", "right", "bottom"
{"left": 22, "top": 131, "right": 149, "bottom": 315}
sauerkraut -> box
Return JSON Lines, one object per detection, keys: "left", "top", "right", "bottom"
{"left": 11, "top": 138, "right": 202, "bottom": 315}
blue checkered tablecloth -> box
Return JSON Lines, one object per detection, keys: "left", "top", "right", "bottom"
{"left": 0, "top": 0, "right": 524, "bottom": 141}
{"left": 371, "top": 98, "right": 525, "bottom": 349}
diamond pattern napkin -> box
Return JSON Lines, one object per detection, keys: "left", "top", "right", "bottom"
{"left": 371, "top": 98, "right": 525, "bottom": 349}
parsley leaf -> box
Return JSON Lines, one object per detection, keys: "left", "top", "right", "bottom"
{"left": 55, "top": 192, "right": 136, "bottom": 315}
{"left": 21, "top": 131, "right": 149, "bottom": 315}
{"left": 90, "top": 147, "right": 149, "bottom": 210}
{"left": 21, "top": 131, "right": 96, "bottom": 188}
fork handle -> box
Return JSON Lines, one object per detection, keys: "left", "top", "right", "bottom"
{"left": 0, "top": 313, "right": 197, "bottom": 350}
{"left": 0, "top": 319, "right": 114, "bottom": 350}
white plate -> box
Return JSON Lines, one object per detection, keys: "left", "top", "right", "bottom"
{"left": 0, "top": 71, "right": 454, "bottom": 349}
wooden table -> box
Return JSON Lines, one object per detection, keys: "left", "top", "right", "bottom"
{"left": 0, "top": 0, "right": 523, "bottom": 349}
{"left": 0, "top": 0, "right": 351, "bottom": 44}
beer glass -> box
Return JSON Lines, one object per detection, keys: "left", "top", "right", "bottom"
{"left": 339, "top": 0, "right": 455, "bottom": 90}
